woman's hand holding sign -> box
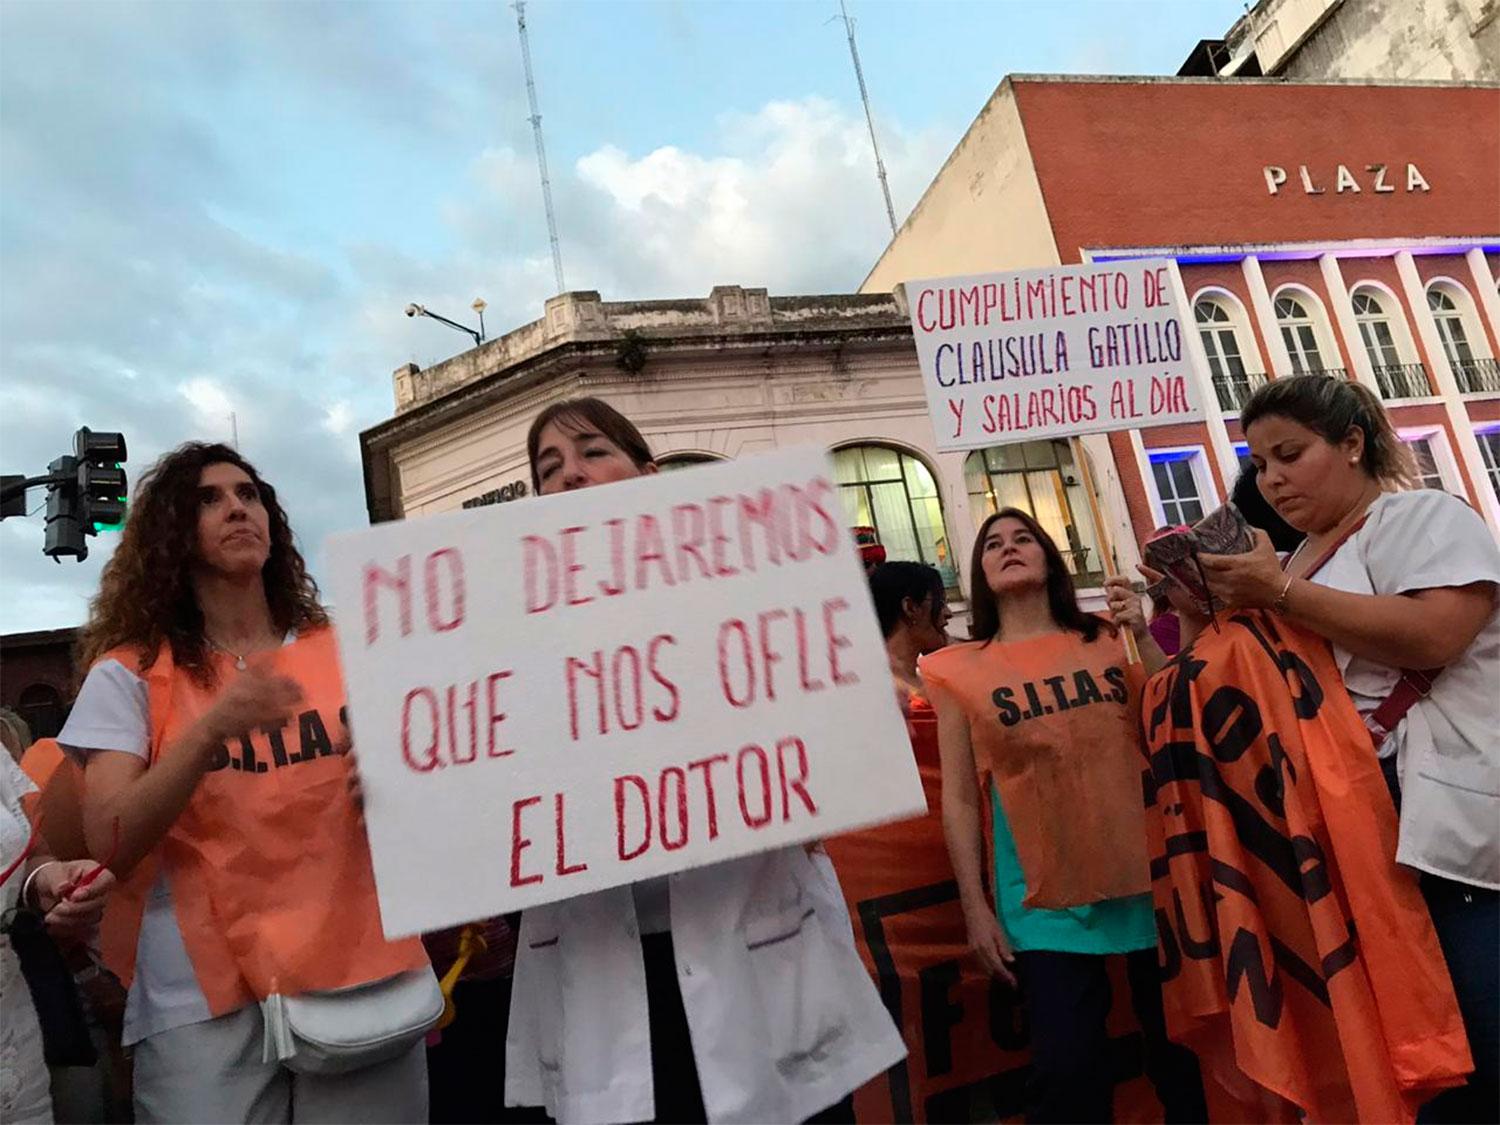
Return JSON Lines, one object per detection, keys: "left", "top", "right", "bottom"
{"left": 1104, "top": 576, "right": 1148, "bottom": 638}
{"left": 1105, "top": 575, "right": 1168, "bottom": 674}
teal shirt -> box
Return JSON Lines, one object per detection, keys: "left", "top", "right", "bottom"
{"left": 991, "top": 785, "right": 1156, "bottom": 954}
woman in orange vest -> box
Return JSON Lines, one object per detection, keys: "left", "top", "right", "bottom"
{"left": 922, "top": 507, "right": 1205, "bottom": 1123}
{"left": 61, "top": 442, "right": 436, "bottom": 1123}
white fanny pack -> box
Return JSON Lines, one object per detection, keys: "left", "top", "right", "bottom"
{"left": 260, "top": 968, "right": 443, "bottom": 1075}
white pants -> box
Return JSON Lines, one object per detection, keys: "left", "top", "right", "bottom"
{"left": 1, "top": 945, "right": 54, "bottom": 1124}
{"left": 132, "top": 1005, "right": 428, "bottom": 1124}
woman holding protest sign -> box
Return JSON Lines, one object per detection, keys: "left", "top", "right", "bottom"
{"left": 505, "top": 397, "right": 905, "bottom": 1125}
{"left": 1199, "top": 375, "right": 1500, "bottom": 1123}
{"left": 60, "top": 442, "right": 437, "bottom": 1123}
{"left": 922, "top": 508, "right": 1205, "bottom": 1123}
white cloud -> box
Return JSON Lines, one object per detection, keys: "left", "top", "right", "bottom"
{"left": 321, "top": 400, "right": 354, "bottom": 436}
{"left": 179, "top": 377, "right": 236, "bottom": 426}
{"left": 563, "top": 97, "right": 947, "bottom": 298}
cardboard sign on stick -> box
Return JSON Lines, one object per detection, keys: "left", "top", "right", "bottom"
{"left": 906, "top": 259, "right": 1204, "bottom": 451}
{"left": 325, "top": 445, "right": 925, "bottom": 938}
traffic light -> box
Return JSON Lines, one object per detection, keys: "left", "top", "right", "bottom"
{"left": 43, "top": 454, "right": 86, "bottom": 561}
{"left": 75, "top": 428, "right": 128, "bottom": 532}
{"left": 41, "top": 428, "right": 128, "bottom": 562}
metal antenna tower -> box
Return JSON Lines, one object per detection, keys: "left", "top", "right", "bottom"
{"left": 838, "top": 0, "right": 897, "bottom": 235}
{"left": 514, "top": 1, "right": 566, "bottom": 293}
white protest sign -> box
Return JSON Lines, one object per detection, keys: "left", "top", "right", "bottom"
{"left": 906, "top": 259, "right": 1204, "bottom": 451}
{"left": 325, "top": 445, "right": 925, "bottom": 938}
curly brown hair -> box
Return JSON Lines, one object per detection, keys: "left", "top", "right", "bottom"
{"left": 76, "top": 442, "right": 328, "bottom": 686}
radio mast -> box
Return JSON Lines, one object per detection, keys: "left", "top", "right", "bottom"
{"left": 838, "top": 0, "right": 897, "bottom": 235}
{"left": 514, "top": 1, "right": 566, "bottom": 293}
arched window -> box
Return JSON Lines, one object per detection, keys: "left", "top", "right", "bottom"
{"left": 1352, "top": 291, "right": 1399, "bottom": 366}
{"left": 656, "top": 452, "right": 724, "bottom": 472}
{"left": 1194, "top": 298, "right": 1258, "bottom": 410}
{"left": 1273, "top": 294, "right": 1329, "bottom": 375}
{"left": 1427, "top": 285, "right": 1495, "bottom": 393}
{"left": 1353, "top": 289, "right": 1427, "bottom": 399}
{"left": 16, "top": 683, "right": 65, "bottom": 741}
{"left": 832, "top": 445, "right": 957, "bottom": 588}
{"left": 963, "top": 439, "right": 1104, "bottom": 588}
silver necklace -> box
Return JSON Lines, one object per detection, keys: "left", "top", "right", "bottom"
{"left": 205, "top": 636, "right": 250, "bottom": 670}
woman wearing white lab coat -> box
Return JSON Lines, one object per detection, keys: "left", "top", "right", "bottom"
{"left": 504, "top": 398, "right": 906, "bottom": 1124}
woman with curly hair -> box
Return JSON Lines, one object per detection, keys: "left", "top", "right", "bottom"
{"left": 61, "top": 443, "right": 435, "bottom": 1123}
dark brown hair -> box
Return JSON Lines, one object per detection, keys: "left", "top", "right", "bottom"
{"left": 1240, "top": 375, "right": 1416, "bottom": 488}
{"left": 1231, "top": 464, "right": 1305, "bottom": 554}
{"left": 526, "top": 397, "right": 655, "bottom": 492}
{"left": 968, "top": 508, "right": 1113, "bottom": 644}
{"left": 868, "top": 561, "right": 946, "bottom": 639}
{"left": 76, "top": 442, "right": 327, "bottom": 686}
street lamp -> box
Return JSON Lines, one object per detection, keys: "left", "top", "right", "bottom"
{"left": 404, "top": 301, "right": 487, "bottom": 348}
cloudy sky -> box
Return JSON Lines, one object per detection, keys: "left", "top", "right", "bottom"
{"left": 0, "top": 0, "right": 1241, "bottom": 633}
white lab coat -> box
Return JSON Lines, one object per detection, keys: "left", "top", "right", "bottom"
{"left": 505, "top": 846, "right": 906, "bottom": 1124}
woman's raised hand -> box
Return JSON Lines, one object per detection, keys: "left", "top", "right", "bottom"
{"left": 200, "top": 663, "right": 304, "bottom": 747}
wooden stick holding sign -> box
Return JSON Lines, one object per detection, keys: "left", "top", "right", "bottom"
{"left": 1068, "top": 435, "right": 1141, "bottom": 665}
{"left": 903, "top": 258, "right": 1205, "bottom": 665}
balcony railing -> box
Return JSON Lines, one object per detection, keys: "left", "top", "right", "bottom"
{"left": 1455, "top": 357, "right": 1500, "bottom": 394}
{"left": 1212, "top": 371, "right": 1269, "bottom": 413}
{"left": 1372, "top": 363, "right": 1432, "bottom": 400}
{"left": 1303, "top": 367, "right": 1348, "bottom": 379}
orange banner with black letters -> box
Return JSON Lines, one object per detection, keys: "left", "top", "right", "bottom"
{"left": 1140, "top": 610, "right": 1470, "bottom": 1122}
{"left": 825, "top": 693, "right": 1166, "bottom": 1123}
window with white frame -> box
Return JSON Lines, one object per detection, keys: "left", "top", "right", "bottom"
{"left": 1352, "top": 291, "right": 1400, "bottom": 367}
{"left": 1401, "top": 435, "right": 1447, "bottom": 491}
{"left": 964, "top": 440, "right": 1105, "bottom": 587}
{"left": 1477, "top": 429, "right": 1500, "bottom": 503}
{"left": 1148, "top": 450, "right": 1208, "bottom": 527}
{"left": 1274, "top": 294, "right": 1328, "bottom": 375}
{"left": 1354, "top": 289, "right": 1428, "bottom": 399}
{"left": 1428, "top": 288, "right": 1475, "bottom": 366}
{"left": 834, "top": 445, "right": 958, "bottom": 589}
{"left": 1426, "top": 285, "right": 1493, "bottom": 392}
{"left": 1194, "top": 298, "right": 1255, "bottom": 410}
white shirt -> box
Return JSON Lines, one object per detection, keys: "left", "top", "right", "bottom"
{"left": 1, "top": 754, "right": 53, "bottom": 1124}
{"left": 60, "top": 658, "right": 215, "bottom": 1046}
{"left": 506, "top": 845, "right": 905, "bottom": 1124}
{"left": 1303, "top": 489, "right": 1500, "bottom": 889}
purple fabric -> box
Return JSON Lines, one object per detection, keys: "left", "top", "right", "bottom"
{"left": 1149, "top": 612, "right": 1181, "bottom": 657}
